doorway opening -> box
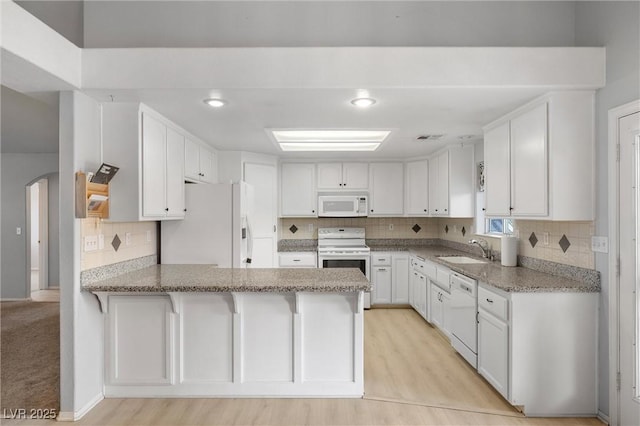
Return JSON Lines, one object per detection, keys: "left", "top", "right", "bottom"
{"left": 27, "top": 178, "right": 48, "bottom": 296}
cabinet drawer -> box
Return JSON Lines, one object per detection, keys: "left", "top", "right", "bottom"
{"left": 478, "top": 286, "right": 508, "bottom": 321}
{"left": 372, "top": 254, "right": 392, "bottom": 266}
{"left": 278, "top": 253, "right": 317, "bottom": 267}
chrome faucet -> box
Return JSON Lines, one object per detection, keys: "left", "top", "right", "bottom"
{"left": 469, "top": 238, "right": 491, "bottom": 259}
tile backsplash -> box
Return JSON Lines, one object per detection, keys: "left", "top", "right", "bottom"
{"left": 81, "top": 218, "right": 157, "bottom": 271}
{"left": 281, "top": 216, "right": 596, "bottom": 270}
{"left": 279, "top": 217, "right": 439, "bottom": 240}
{"left": 437, "top": 218, "right": 595, "bottom": 269}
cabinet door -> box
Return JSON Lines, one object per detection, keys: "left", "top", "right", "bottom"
{"left": 369, "top": 163, "right": 404, "bottom": 216}
{"left": 406, "top": 160, "right": 429, "bottom": 215}
{"left": 429, "top": 284, "right": 441, "bottom": 327}
{"left": 165, "top": 127, "right": 186, "bottom": 218}
{"left": 281, "top": 163, "right": 317, "bottom": 217}
{"left": 184, "top": 138, "right": 201, "bottom": 181}
{"left": 441, "top": 290, "right": 452, "bottom": 338}
{"left": 484, "top": 122, "right": 511, "bottom": 216}
{"left": 409, "top": 270, "right": 420, "bottom": 310}
{"left": 478, "top": 310, "right": 509, "bottom": 399}
{"left": 418, "top": 274, "right": 428, "bottom": 320}
{"left": 510, "top": 103, "right": 548, "bottom": 217}
{"left": 199, "top": 147, "right": 216, "bottom": 184}
{"left": 372, "top": 266, "right": 392, "bottom": 304}
{"left": 141, "top": 113, "right": 167, "bottom": 218}
{"left": 342, "top": 163, "right": 369, "bottom": 189}
{"left": 428, "top": 156, "right": 440, "bottom": 215}
{"left": 392, "top": 255, "right": 409, "bottom": 304}
{"left": 317, "top": 163, "right": 343, "bottom": 189}
{"left": 437, "top": 151, "right": 449, "bottom": 215}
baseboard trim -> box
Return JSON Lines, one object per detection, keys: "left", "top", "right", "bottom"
{"left": 57, "top": 393, "right": 104, "bottom": 422}
{"left": 0, "top": 298, "right": 31, "bottom": 301}
{"left": 597, "top": 410, "right": 610, "bottom": 425}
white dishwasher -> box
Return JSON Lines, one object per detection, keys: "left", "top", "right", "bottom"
{"left": 450, "top": 271, "right": 478, "bottom": 368}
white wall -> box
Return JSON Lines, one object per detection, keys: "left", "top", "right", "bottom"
{"left": 0, "top": 153, "right": 58, "bottom": 299}
{"left": 82, "top": 1, "right": 576, "bottom": 48}
{"left": 59, "top": 91, "right": 104, "bottom": 416}
{"left": 575, "top": 1, "right": 640, "bottom": 418}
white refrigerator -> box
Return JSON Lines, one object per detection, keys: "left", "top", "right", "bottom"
{"left": 161, "top": 182, "right": 253, "bottom": 267}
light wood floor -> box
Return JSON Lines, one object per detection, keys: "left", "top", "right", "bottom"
{"left": 3, "top": 308, "right": 603, "bottom": 426}
{"left": 30, "top": 289, "right": 60, "bottom": 302}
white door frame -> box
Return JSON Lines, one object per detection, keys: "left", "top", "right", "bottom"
{"left": 608, "top": 99, "right": 640, "bottom": 426}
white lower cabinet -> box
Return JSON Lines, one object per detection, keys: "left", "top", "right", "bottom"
{"left": 477, "top": 284, "right": 598, "bottom": 416}
{"left": 278, "top": 252, "right": 317, "bottom": 268}
{"left": 429, "top": 282, "right": 451, "bottom": 339}
{"left": 372, "top": 266, "right": 392, "bottom": 304}
{"left": 477, "top": 309, "right": 509, "bottom": 399}
{"left": 371, "top": 253, "right": 409, "bottom": 305}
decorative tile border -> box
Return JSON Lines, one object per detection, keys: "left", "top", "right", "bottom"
{"left": 80, "top": 255, "right": 158, "bottom": 285}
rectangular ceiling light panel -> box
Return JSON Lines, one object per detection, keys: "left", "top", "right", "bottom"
{"left": 272, "top": 130, "right": 390, "bottom": 152}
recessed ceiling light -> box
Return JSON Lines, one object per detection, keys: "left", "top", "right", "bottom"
{"left": 271, "top": 129, "right": 390, "bottom": 152}
{"left": 351, "top": 98, "right": 377, "bottom": 108}
{"left": 203, "top": 98, "right": 226, "bottom": 108}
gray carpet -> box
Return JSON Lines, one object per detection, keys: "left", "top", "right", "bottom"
{"left": 1, "top": 300, "right": 60, "bottom": 412}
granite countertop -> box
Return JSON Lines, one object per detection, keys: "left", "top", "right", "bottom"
{"left": 408, "top": 246, "right": 600, "bottom": 293}
{"left": 82, "top": 265, "right": 370, "bottom": 293}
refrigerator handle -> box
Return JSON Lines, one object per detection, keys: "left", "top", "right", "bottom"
{"left": 245, "top": 216, "right": 253, "bottom": 265}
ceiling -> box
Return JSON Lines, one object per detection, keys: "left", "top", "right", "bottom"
{"left": 83, "top": 87, "right": 546, "bottom": 159}
{"left": 2, "top": 1, "right": 594, "bottom": 158}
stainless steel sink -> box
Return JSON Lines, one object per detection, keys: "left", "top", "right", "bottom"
{"left": 437, "top": 256, "right": 487, "bottom": 264}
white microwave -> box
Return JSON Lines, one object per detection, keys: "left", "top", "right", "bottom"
{"left": 318, "top": 195, "right": 368, "bottom": 217}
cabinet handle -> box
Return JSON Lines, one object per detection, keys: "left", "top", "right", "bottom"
{"left": 293, "top": 259, "right": 301, "bottom": 262}
{"left": 424, "top": 209, "right": 427, "bottom": 212}
{"left": 444, "top": 208, "right": 448, "bottom": 212}
{"left": 510, "top": 207, "right": 514, "bottom": 211}
{"left": 482, "top": 208, "right": 486, "bottom": 211}
{"left": 378, "top": 268, "right": 387, "bottom": 271}
{"left": 339, "top": 183, "right": 343, "bottom": 187}
{"left": 165, "top": 208, "right": 169, "bottom": 212}
{"left": 343, "top": 182, "right": 347, "bottom": 187}
{"left": 435, "top": 209, "right": 438, "bottom": 212}
{"left": 312, "top": 210, "right": 315, "bottom": 213}
{"left": 183, "top": 208, "right": 187, "bottom": 212}
{"left": 486, "top": 298, "right": 494, "bottom": 303}
{"left": 476, "top": 311, "right": 480, "bottom": 324}
{"left": 371, "top": 209, "right": 374, "bottom": 212}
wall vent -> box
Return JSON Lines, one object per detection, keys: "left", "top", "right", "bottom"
{"left": 416, "top": 134, "right": 445, "bottom": 141}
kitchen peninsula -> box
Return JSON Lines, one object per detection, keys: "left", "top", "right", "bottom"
{"left": 84, "top": 265, "right": 369, "bottom": 398}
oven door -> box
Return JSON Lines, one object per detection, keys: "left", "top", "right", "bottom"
{"left": 318, "top": 253, "right": 371, "bottom": 309}
{"left": 317, "top": 255, "right": 370, "bottom": 280}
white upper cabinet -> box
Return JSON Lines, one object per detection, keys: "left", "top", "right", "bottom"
{"left": 428, "top": 151, "right": 449, "bottom": 216}
{"left": 428, "top": 146, "right": 474, "bottom": 218}
{"left": 406, "top": 160, "right": 429, "bottom": 216}
{"left": 483, "top": 91, "right": 594, "bottom": 220}
{"left": 185, "top": 138, "right": 216, "bottom": 184}
{"left": 369, "top": 163, "right": 404, "bottom": 216}
{"left": 280, "top": 163, "right": 317, "bottom": 217}
{"left": 165, "top": 127, "right": 186, "bottom": 218}
{"left": 484, "top": 122, "right": 511, "bottom": 217}
{"left": 103, "top": 103, "right": 190, "bottom": 221}
{"left": 317, "top": 162, "right": 368, "bottom": 190}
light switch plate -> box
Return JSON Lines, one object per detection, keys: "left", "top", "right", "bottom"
{"left": 592, "top": 236, "right": 609, "bottom": 253}
{"left": 125, "top": 232, "right": 132, "bottom": 246}
{"left": 146, "top": 230, "right": 152, "bottom": 243}
{"left": 543, "top": 232, "right": 549, "bottom": 245}
{"left": 98, "top": 234, "right": 105, "bottom": 249}
{"left": 84, "top": 236, "right": 98, "bottom": 252}
{"left": 16, "top": 227, "right": 21, "bottom": 235}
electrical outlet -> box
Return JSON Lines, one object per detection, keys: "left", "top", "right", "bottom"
{"left": 146, "top": 230, "right": 152, "bottom": 243}
{"left": 125, "top": 232, "right": 132, "bottom": 246}
{"left": 84, "top": 236, "right": 98, "bottom": 252}
{"left": 592, "top": 236, "right": 609, "bottom": 253}
{"left": 389, "top": 224, "right": 394, "bottom": 231}
{"left": 98, "top": 234, "right": 105, "bottom": 249}
{"left": 453, "top": 225, "right": 458, "bottom": 233}
{"left": 16, "top": 227, "right": 21, "bottom": 235}
{"left": 543, "top": 232, "right": 549, "bottom": 245}
{"left": 308, "top": 224, "right": 314, "bottom": 233}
